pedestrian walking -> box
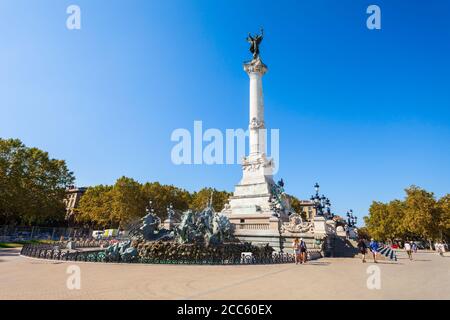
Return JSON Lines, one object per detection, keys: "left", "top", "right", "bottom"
{"left": 404, "top": 241, "right": 413, "bottom": 260}
{"left": 357, "top": 238, "right": 368, "bottom": 263}
{"left": 369, "top": 238, "right": 379, "bottom": 263}
{"left": 300, "top": 238, "right": 307, "bottom": 264}
{"left": 412, "top": 242, "right": 418, "bottom": 253}
{"left": 436, "top": 242, "right": 445, "bottom": 257}
{"left": 293, "top": 238, "right": 301, "bottom": 264}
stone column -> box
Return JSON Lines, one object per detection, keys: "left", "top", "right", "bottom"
{"left": 244, "top": 58, "right": 268, "bottom": 159}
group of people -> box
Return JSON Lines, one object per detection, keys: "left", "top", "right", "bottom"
{"left": 292, "top": 238, "right": 308, "bottom": 264}
{"left": 357, "top": 238, "right": 380, "bottom": 263}
{"left": 357, "top": 238, "right": 418, "bottom": 263}
{"left": 293, "top": 237, "right": 446, "bottom": 264}
{"left": 357, "top": 238, "right": 449, "bottom": 263}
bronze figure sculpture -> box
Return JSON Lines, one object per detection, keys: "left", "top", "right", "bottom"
{"left": 247, "top": 28, "right": 264, "bottom": 60}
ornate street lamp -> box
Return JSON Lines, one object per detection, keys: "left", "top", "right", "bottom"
{"left": 314, "top": 182, "right": 320, "bottom": 194}
{"left": 310, "top": 183, "right": 333, "bottom": 219}
{"left": 346, "top": 209, "right": 356, "bottom": 227}
{"left": 325, "top": 198, "right": 331, "bottom": 218}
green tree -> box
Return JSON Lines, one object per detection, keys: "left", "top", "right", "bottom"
{"left": 141, "top": 182, "right": 191, "bottom": 219}
{"left": 437, "top": 194, "right": 450, "bottom": 241}
{"left": 111, "top": 176, "right": 146, "bottom": 228}
{"left": 287, "top": 195, "right": 307, "bottom": 220}
{"left": 364, "top": 200, "right": 405, "bottom": 242}
{"left": 76, "top": 185, "right": 113, "bottom": 228}
{"left": 0, "top": 138, "right": 74, "bottom": 225}
{"left": 403, "top": 186, "right": 440, "bottom": 246}
{"left": 364, "top": 201, "right": 389, "bottom": 241}
{"left": 190, "top": 187, "right": 231, "bottom": 212}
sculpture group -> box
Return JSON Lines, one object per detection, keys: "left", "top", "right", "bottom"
{"left": 103, "top": 198, "right": 237, "bottom": 262}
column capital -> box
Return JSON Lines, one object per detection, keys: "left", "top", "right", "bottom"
{"left": 243, "top": 57, "right": 268, "bottom": 75}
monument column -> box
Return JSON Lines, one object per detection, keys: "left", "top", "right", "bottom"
{"left": 225, "top": 29, "right": 288, "bottom": 232}
{"left": 245, "top": 58, "right": 268, "bottom": 159}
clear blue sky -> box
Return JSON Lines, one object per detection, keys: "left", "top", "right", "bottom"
{"left": 1, "top": 0, "right": 449, "bottom": 225}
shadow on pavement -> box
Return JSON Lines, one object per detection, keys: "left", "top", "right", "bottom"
{"left": 301, "top": 261, "right": 331, "bottom": 266}
{"left": 0, "top": 248, "right": 20, "bottom": 257}
{"left": 365, "top": 261, "right": 402, "bottom": 265}
{"left": 410, "top": 259, "right": 432, "bottom": 262}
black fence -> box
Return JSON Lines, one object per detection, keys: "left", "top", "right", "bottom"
{"left": 20, "top": 243, "right": 296, "bottom": 265}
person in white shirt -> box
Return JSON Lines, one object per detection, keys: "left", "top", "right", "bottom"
{"left": 404, "top": 241, "right": 412, "bottom": 260}
{"left": 436, "top": 242, "right": 445, "bottom": 257}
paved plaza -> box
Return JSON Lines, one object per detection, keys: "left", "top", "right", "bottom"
{"left": 0, "top": 248, "right": 449, "bottom": 300}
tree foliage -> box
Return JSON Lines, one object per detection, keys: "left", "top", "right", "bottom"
{"left": 75, "top": 185, "right": 113, "bottom": 227}
{"left": 438, "top": 194, "right": 450, "bottom": 240}
{"left": 141, "top": 182, "right": 191, "bottom": 219}
{"left": 364, "top": 200, "right": 405, "bottom": 241}
{"left": 0, "top": 138, "right": 75, "bottom": 225}
{"left": 76, "top": 180, "right": 231, "bottom": 229}
{"left": 364, "top": 186, "right": 449, "bottom": 242}
{"left": 190, "top": 187, "right": 231, "bottom": 213}
{"left": 287, "top": 194, "right": 307, "bottom": 220}
{"left": 110, "top": 176, "right": 146, "bottom": 228}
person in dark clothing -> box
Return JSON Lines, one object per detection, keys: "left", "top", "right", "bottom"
{"left": 357, "top": 239, "right": 368, "bottom": 263}
{"left": 299, "top": 238, "right": 308, "bottom": 263}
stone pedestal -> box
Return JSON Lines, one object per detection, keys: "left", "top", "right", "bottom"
{"left": 313, "top": 216, "right": 327, "bottom": 236}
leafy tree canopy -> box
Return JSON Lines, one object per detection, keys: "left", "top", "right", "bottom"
{"left": 363, "top": 185, "right": 449, "bottom": 243}
{"left": 0, "top": 138, "right": 75, "bottom": 225}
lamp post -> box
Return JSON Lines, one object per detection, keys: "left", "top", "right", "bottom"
{"left": 310, "top": 183, "right": 333, "bottom": 219}
{"left": 346, "top": 209, "right": 356, "bottom": 227}
{"left": 324, "top": 197, "right": 331, "bottom": 218}
{"left": 310, "top": 183, "right": 322, "bottom": 216}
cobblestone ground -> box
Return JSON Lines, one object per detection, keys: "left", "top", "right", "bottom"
{"left": 0, "top": 248, "right": 449, "bottom": 299}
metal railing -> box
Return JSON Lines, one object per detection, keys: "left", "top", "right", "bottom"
{"left": 20, "top": 243, "right": 296, "bottom": 265}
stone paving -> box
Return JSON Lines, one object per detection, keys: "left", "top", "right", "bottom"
{"left": 0, "top": 248, "right": 449, "bottom": 299}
